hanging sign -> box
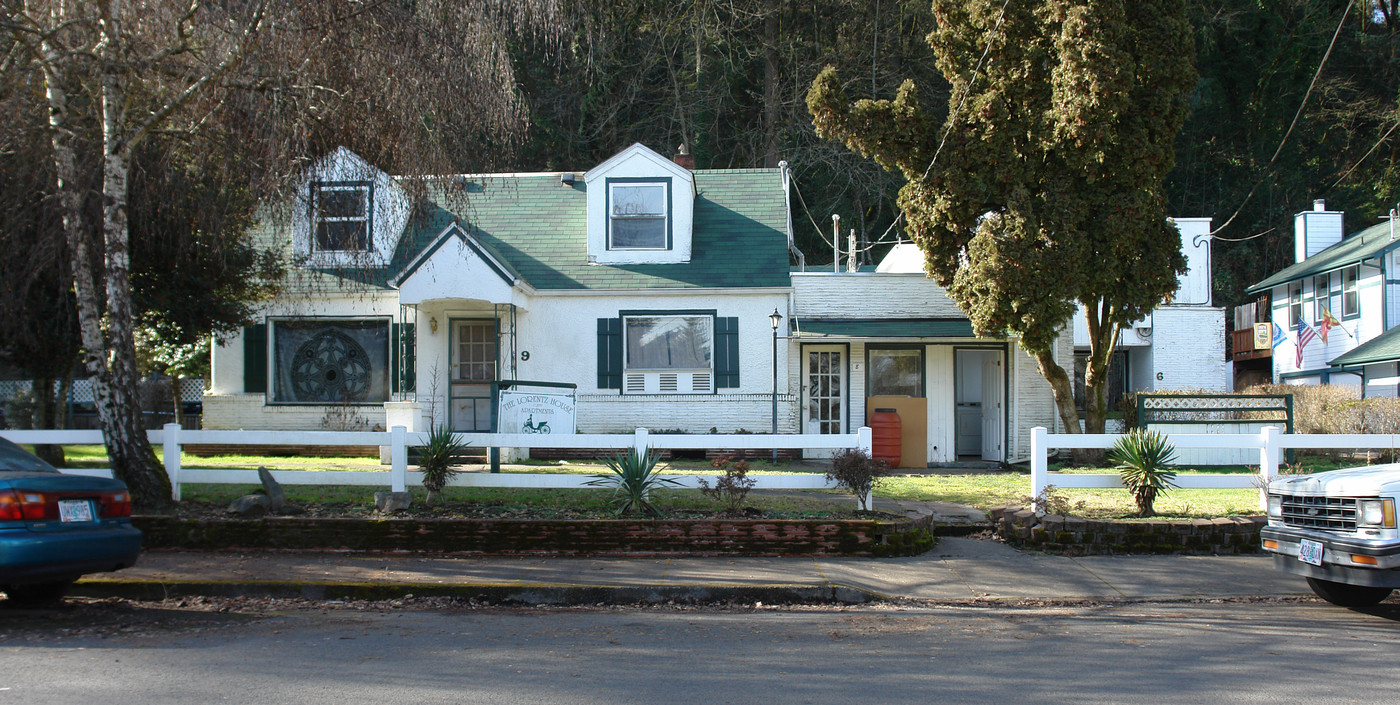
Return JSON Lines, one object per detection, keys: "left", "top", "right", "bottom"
{"left": 498, "top": 390, "right": 577, "bottom": 435}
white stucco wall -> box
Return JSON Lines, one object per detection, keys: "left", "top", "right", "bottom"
{"left": 583, "top": 144, "right": 695, "bottom": 265}
{"left": 1271, "top": 261, "right": 1385, "bottom": 379}
{"left": 1147, "top": 307, "right": 1227, "bottom": 391}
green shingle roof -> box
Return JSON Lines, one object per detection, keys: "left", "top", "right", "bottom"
{"left": 793, "top": 318, "right": 975, "bottom": 339}
{"left": 379, "top": 169, "right": 791, "bottom": 291}
{"left": 1329, "top": 326, "right": 1400, "bottom": 368}
{"left": 1246, "top": 220, "right": 1400, "bottom": 295}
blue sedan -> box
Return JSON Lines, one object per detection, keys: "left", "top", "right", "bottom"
{"left": 0, "top": 437, "right": 141, "bottom": 605}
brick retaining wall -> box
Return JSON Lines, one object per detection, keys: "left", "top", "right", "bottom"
{"left": 134, "top": 514, "right": 934, "bottom": 557}
{"left": 988, "top": 506, "right": 1265, "bottom": 555}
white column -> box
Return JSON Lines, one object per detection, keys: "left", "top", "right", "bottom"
{"left": 163, "top": 423, "right": 181, "bottom": 501}
{"left": 391, "top": 426, "right": 407, "bottom": 493}
{"left": 1258, "top": 425, "right": 1281, "bottom": 510}
{"left": 1031, "top": 426, "right": 1049, "bottom": 513}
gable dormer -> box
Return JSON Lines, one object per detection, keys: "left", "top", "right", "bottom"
{"left": 292, "top": 147, "right": 410, "bottom": 268}
{"left": 584, "top": 143, "right": 695, "bottom": 265}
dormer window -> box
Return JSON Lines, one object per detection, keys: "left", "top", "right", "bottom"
{"left": 313, "top": 181, "right": 373, "bottom": 252}
{"left": 608, "top": 180, "right": 669, "bottom": 250}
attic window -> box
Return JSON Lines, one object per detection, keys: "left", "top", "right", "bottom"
{"left": 608, "top": 180, "right": 669, "bottom": 250}
{"left": 313, "top": 181, "right": 372, "bottom": 252}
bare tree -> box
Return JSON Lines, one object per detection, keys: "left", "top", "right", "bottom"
{"left": 2, "top": 0, "right": 559, "bottom": 508}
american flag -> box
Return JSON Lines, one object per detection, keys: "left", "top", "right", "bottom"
{"left": 1295, "top": 319, "right": 1317, "bottom": 368}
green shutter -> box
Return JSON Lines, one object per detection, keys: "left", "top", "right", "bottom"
{"left": 597, "top": 317, "right": 622, "bottom": 389}
{"left": 393, "top": 323, "right": 416, "bottom": 393}
{"left": 243, "top": 323, "right": 267, "bottom": 394}
{"left": 715, "top": 316, "right": 740, "bottom": 388}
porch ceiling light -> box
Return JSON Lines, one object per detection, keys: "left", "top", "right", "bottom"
{"left": 430, "top": 316, "right": 438, "bottom": 333}
{"left": 769, "top": 308, "right": 782, "bottom": 331}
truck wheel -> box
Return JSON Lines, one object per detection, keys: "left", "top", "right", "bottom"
{"left": 1306, "top": 578, "right": 1393, "bottom": 608}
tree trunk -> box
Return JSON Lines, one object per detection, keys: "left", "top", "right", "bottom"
{"left": 31, "top": 376, "right": 65, "bottom": 467}
{"left": 171, "top": 374, "right": 185, "bottom": 428}
{"left": 1032, "top": 347, "right": 1083, "bottom": 435}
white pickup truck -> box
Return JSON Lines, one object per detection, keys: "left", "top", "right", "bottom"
{"left": 1262, "top": 467, "right": 1399, "bottom": 607}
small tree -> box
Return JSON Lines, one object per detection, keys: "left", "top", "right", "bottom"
{"left": 416, "top": 426, "right": 470, "bottom": 506}
{"left": 585, "top": 448, "right": 681, "bottom": 516}
{"left": 1110, "top": 429, "right": 1179, "bottom": 517}
{"left": 826, "top": 448, "right": 891, "bottom": 512}
{"left": 697, "top": 455, "right": 756, "bottom": 514}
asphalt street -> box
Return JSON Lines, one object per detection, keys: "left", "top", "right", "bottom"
{"left": 3, "top": 597, "right": 1398, "bottom": 704}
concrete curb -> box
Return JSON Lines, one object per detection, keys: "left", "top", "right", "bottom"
{"left": 71, "top": 579, "right": 883, "bottom": 606}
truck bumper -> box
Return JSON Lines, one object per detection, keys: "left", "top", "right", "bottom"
{"left": 1262, "top": 525, "right": 1400, "bottom": 587}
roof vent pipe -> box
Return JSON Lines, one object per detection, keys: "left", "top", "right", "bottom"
{"left": 1314, "top": 199, "right": 1327, "bottom": 212}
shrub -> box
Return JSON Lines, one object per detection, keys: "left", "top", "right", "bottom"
{"left": 1019, "top": 483, "right": 1085, "bottom": 516}
{"left": 826, "top": 448, "right": 890, "bottom": 512}
{"left": 585, "top": 448, "right": 681, "bottom": 516}
{"left": 416, "top": 425, "right": 470, "bottom": 505}
{"left": 1110, "top": 429, "right": 1178, "bottom": 517}
{"left": 697, "top": 455, "right": 756, "bottom": 514}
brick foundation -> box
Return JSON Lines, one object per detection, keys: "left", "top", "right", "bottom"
{"left": 987, "top": 506, "right": 1265, "bottom": 555}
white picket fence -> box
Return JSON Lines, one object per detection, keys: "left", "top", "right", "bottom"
{"left": 1030, "top": 425, "right": 1400, "bottom": 511}
{"left": 0, "top": 425, "right": 875, "bottom": 505}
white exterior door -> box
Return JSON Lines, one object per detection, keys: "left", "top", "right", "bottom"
{"left": 980, "top": 352, "right": 1004, "bottom": 461}
{"left": 804, "top": 347, "right": 846, "bottom": 435}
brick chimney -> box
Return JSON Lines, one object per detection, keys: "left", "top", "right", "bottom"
{"left": 673, "top": 143, "right": 694, "bottom": 170}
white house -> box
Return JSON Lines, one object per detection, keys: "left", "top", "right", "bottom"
{"left": 1069, "top": 217, "right": 1229, "bottom": 405}
{"left": 209, "top": 144, "right": 1208, "bottom": 465}
{"left": 1246, "top": 200, "right": 1400, "bottom": 396}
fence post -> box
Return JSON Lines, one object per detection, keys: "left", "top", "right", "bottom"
{"left": 162, "top": 423, "right": 181, "bottom": 502}
{"left": 856, "top": 426, "right": 874, "bottom": 510}
{"left": 1031, "top": 426, "right": 1049, "bottom": 513}
{"left": 391, "top": 425, "right": 407, "bottom": 493}
{"left": 634, "top": 427, "right": 650, "bottom": 458}
{"left": 1258, "top": 425, "right": 1280, "bottom": 511}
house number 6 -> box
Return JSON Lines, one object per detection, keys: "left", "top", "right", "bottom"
{"left": 520, "top": 351, "right": 530, "bottom": 361}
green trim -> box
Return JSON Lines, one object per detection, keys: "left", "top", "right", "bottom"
{"left": 1247, "top": 219, "right": 1400, "bottom": 295}
{"left": 714, "top": 317, "right": 741, "bottom": 389}
{"left": 242, "top": 323, "right": 267, "bottom": 394}
{"left": 394, "top": 222, "right": 517, "bottom": 289}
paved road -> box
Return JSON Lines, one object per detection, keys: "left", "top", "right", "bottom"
{"left": 3, "top": 597, "right": 1398, "bottom": 704}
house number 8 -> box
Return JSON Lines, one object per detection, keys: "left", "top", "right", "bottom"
{"left": 520, "top": 351, "right": 530, "bottom": 361}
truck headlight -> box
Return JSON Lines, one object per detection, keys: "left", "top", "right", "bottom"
{"left": 1267, "top": 494, "right": 1282, "bottom": 519}
{"left": 1357, "top": 499, "right": 1396, "bottom": 528}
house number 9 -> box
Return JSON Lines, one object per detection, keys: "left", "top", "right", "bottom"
{"left": 520, "top": 351, "right": 530, "bottom": 361}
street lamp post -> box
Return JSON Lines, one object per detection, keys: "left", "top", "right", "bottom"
{"left": 769, "top": 307, "right": 783, "bottom": 463}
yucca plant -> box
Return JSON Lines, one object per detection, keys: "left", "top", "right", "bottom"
{"left": 416, "top": 425, "right": 470, "bottom": 505}
{"left": 1109, "top": 428, "right": 1179, "bottom": 517}
{"left": 585, "top": 448, "right": 680, "bottom": 516}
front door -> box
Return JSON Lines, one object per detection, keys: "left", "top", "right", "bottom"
{"left": 955, "top": 349, "right": 1004, "bottom": 460}
{"left": 804, "top": 347, "right": 846, "bottom": 435}
{"left": 450, "top": 320, "right": 496, "bottom": 432}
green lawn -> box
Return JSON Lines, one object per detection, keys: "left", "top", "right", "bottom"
{"left": 49, "top": 444, "right": 1269, "bottom": 520}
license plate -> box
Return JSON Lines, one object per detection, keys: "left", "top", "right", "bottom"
{"left": 58, "top": 499, "right": 93, "bottom": 523}
{"left": 1299, "top": 538, "right": 1325, "bottom": 566}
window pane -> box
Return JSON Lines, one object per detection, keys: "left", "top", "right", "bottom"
{"left": 612, "top": 185, "right": 665, "bottom": 216}
{"left": 319, "top": 188, "right": 366, "bottom": 218}
{"left": 316, "top": 221, "right": 367, "bottom": 251}
{"left": 611, "top": 217, "right": 666, "bottom": 249}
{"left": 272, "top": 320, "right": 390, "bottom": 403}
{"left": 625, "top": 316, "right": 712, "bottom": 369}
{"left": 869, "top": 349, "right": 923, "bottom": 397}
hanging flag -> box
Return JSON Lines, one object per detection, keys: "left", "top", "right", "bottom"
{"left": 1272, "top": 322, "right": 1286, "bottom": 349}
{"left": 1295, "top": 319, "right": 1318, "bottom": 368}
{"left": 1320, "top": 307, "right": 1354, "bottom": 341}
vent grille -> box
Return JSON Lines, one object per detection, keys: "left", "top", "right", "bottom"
{"left": 659, "top": 373, "right": 678, "bottom": 392}
{"left": 625, "top": 373, "right": 646, "bottom": 393}
{"left": 691, "top": 373, "right": 711, "bottom": 392}
{"left": 1279, "top": 494, "right": 1358, "bottom": 532}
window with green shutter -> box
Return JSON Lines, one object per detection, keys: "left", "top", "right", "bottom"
{"left": 243, "top": 323, "right": 267, "bottom": 394}
{"left": 714, "top": 317, "right": 739, "bottom": 388}
{"left": 597, "top": 318, "right": 623, "bottom": 389}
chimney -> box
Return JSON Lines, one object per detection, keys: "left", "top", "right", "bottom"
{"left": 673, "top": 143, "right": 694, "bottom": 170}
{"left": 1295, "top": 198, "right": 1345, "bottom": 264}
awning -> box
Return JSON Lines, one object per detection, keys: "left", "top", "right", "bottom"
{"left": 792, "top": 318, "right": 977, "bottom": 339}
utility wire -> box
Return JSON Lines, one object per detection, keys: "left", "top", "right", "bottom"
{"left": 920, "top": 0, "right": 1013, "bottom": 182}
{"left": 1208, "top": 0, "right": 1355, "bottom": 238}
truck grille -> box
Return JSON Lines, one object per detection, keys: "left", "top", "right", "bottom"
{"left": 1279, "top": 494, "right": 1358, "bottom": 531}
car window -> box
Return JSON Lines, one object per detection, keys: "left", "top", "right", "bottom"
{"left": 0, "top": 437, "right": 59, "bottom": 473}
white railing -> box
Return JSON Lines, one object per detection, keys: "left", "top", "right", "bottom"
{"left": 0, "top": 426, "right": 875, "bottom": 506}
{"left": 1030, "top": 425, "right": 1400, "bottom": 511}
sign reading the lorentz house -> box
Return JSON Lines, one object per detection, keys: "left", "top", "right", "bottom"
{"left": 498, "top": 390, "right": 577, "bottom": 435}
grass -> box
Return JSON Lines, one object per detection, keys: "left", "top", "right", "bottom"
{"left": 49, "top": 444, "right": 1279, "bottom": 520}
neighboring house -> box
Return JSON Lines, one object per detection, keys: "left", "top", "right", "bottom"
{"left": 1246, "top": 200, "right": 1400, "bottom": 395}
{"left": 1069, "top": 217, "right": 1229, "bottom": 408}
{"left": 210, "top": 144, "right": 1215, "bottom": 465}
